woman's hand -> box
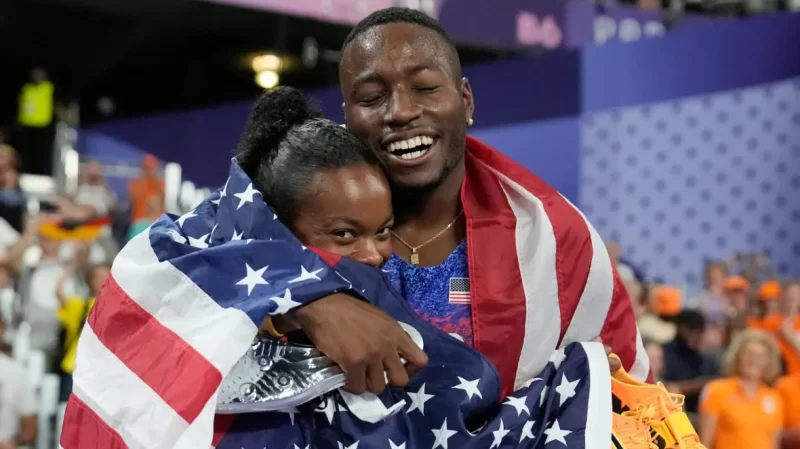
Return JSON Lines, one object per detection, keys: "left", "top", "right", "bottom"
{"left": 289, "top": 293, "right": 429, "bottom": 395}
{"left": 592, "top": 337, "right": 622, "bottom": 374}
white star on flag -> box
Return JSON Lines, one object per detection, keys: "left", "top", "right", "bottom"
{"left": 167, "top": 229, "right": 186, "bottom": 244}
{"left": 490, "top": 419, "right": 510, "bottom": 449}
{"left": 453, "top": 376, "right": 482, "bottom": 400}
{"left": 431, "top": 418, "right": 457, "bottom": 449}
{"left": 288, "top": 265, "right": 324, "bottom": 284}
{"left": 544, "top": 419, "right": 572, "bottom": 446}
{"left": 549, "top": 347, "right": 567, "bottom": 369}
{"left": 554, "top": 374, "right": 580, "bottom": 406}
{"left": 211, "top": 178, "right": 229, "bottom": 205}
{"left": 231, "top": 229, "right": 243, "bottom": 241}
{"left": 175, "top": 211, "right": 197, "bottom": 228}
{"left": 388, "top": 439, "right": 406, "bottom": 449}
{"left": 234, "top": 183, "right": 261, "bottom": 209}
{"left": 188, "top": 233, "right": 209, "bottom": 249}
{"left": 269, "top": 289, "right": 301, "bottom": 315}
{"left": 540, "top": 385, "right": 548, "bottom": 407}
{"left": 520, "top": 420, "right": 535, "bottom": 443}
{"left": 236, "top": 263, "right": 269, "bottom": 295}
{"left": 294, "top": 445, "right": 309, "bottom": 449}
{"left": 337, "top": 441, "right": 359, "bottom": 449}
{"left": 209, "top": 223, "right": 218, "bottom": 239}
{"left": 523, "top": 377, "right": 543, "bottom": 389}
{"left": 503, "top": 395, "right": 530, "bottom": 416}
{"left": 406, "top": 383, "right": 434, "bottom": 415}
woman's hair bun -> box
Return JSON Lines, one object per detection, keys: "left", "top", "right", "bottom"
{"left": 241, "top": 86, "right": 324, "bottom": 159}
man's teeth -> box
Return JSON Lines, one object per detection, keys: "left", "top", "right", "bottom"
{"left": 387, "top": 136, "right": 434, "bottom": 153}
{"left": 398, "top": 149, "right": 427, "bottom": 160}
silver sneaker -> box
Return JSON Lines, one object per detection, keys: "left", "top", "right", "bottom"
{"left": 216, "top": 335, "right": 347, "bottom": 414}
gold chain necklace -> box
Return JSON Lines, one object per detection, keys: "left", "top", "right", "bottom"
{"left": 391, "top": 210, "right": 464, "bottom": 265}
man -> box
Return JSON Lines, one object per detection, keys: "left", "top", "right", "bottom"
{"left": 17, "top": 67, "right": 55, "bottom": 176}
{"left": 662, "top": 310, "right": 719, "bottom": 418}
{"left": 0, "top": 311, "right": 38, "bottom": 449}
{"left": 278, "top": 7, "right": 647, "bottom": 397}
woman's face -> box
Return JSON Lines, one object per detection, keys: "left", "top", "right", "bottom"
{"left": 292, "top": 164, "right": 393, "bottom": 268}
{"left": 737, "top": 340, "right": 770, "bottom": 382}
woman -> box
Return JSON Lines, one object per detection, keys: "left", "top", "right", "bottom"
{"left": 698, "top": 329, "right": 783, "bottom": 449}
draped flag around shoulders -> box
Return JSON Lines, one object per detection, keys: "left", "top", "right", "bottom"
{"left": 60, "top": 136, "right": 646, "bottom": 449}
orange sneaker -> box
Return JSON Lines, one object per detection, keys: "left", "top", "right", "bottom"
{"left": 610, "top": 355, "right": 706, "bottom": 449}
{"left": 611, "top": 412, "right": 658, "bottom": 449}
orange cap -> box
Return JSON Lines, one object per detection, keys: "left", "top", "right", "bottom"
{"left": 723, "top": 276, "right": 749, "bottom": 292}
{"left": 652, "top": 286, "right": 682, "bottom": 316}
{"left": 759, "top": 280, "right": 782, "bottom": 301}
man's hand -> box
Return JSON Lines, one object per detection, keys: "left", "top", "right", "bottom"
{"left": 592, "top": 337, "right": 622, "bottom": 374}
{"left": 289, "top": 293, "right": 429, "bottom": 395}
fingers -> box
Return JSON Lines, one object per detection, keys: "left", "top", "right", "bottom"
{"left": 343, "top": 362, "right": 367, "bottom": 395}
{"left": 366, "top": 360, "right": 388, "bottom": 395}
{"left": 396, "top": 331, "right": 429, "bottom": 371}
{"left": 384, "top": 352, "right": 410, "bottom": 388}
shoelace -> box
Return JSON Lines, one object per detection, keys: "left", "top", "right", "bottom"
{"left": 615, "top": 414, "right": 659, "bottom": 449}
{"left": 625, "top": 397, "right": 705, "bottom": 449}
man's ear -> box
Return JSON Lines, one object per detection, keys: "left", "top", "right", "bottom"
{"left": 461, "top": 77, "right": 475, "bottom": 124}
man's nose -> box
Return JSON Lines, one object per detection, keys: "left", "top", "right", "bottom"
{"left": 384, "top": 89, "right": 422, "bottom": 127}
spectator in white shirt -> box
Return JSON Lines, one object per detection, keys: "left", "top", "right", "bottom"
{"left": 0, "top": 311, "right": 37, "bottom": 449}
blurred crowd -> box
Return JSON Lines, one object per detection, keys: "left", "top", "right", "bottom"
{"left": 0, "top": 70, "right": 166, "bottom": 448}
{"left": 614, "top": 242, "right": 800, "bottom": 448}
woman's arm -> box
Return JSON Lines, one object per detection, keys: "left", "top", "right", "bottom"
{"left": 698, "top": 411, "right": 718, "bottom": 448}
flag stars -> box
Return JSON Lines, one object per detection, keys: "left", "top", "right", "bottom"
{"left": 520, "top": 420, "right": 535, "bottom": 443}
{"left": 188, "top": 233, "right": 209, "bottom": 249}
{"left": 453, "top": 376, "right": 482, "bottom": 400}
{"left": 288, "top": 265, "right": 324, "bottom": 284}
{"left": 176, "top": 211, "right": 197, "bottom": 228}
{"left": 236, "top": 263, "right": 269, "bottom": 295}
{"left": 490, "top": 419, "right": 510, "bottom": 449}
{"left": 231, "top": 229, "right": 243, "bottom": 241}
{"left": 388, "top": 439, "right": 405, "bottom": 449}
{"left": 234, "top": 183, "right": 261, "bottom": 209}
{"left": 554, "top": 374, "right": 580, "bottom": 406}
{"left": 544, "top": 419, "right": 571, "bottom": 446}
{"left": 431, "top": 418, "right": 457, "bottom": 449}
{"left": 338, "top": 441, "right": 359, "bottom": 449}
{"left": 549, "top": 347, "right": 567, "bottom": 369}
{"left": 269, "top": 289, "right": 301, "bottom": 315}
{"left": 503, "top": 395, "right": 530, "bottom": 416}
{"left": 211, "top": 177, "right": 229, "bottom": 205}
{"left": 406, "top": 383, "right": 434, "bottom": 415}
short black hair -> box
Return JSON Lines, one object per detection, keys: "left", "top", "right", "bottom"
{"left": 674, "top": 309, "right": 706, "bottom": 331}
{"left": 235, "top": 86, "right": 381, "bottom": 225}
{"left": 342, "top": 7, "right": 458, "bottom": 57}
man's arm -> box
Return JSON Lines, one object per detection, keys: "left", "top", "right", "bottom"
{"left": 600, "top": 269, "right": 651, "bottom": 381}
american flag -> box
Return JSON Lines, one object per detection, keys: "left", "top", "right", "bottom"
{"left": 448, "top": 277, "right": 471, "bottom": 304}
{"left": 60, "top": 135, "right": 647, "bottom": 449}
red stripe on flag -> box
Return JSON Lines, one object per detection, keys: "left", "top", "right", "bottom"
{"left": 212, "top": 414, "right": 237, "bottom": 447}
{"left": 463, "top": 146, "right": 527, "bottom": 399}
{"left": 309, "top": 246, "right": 342, "bottom": 267}
{"left": 60, "top": 394, "right": 129, "bottom": 449}
{"left": 89, "top": 276, "right": 222, "bottom": 423}
{"left": 463, "top": 136, "right": 594, "bottom": 397}
{"left": 601, "top": 267, "right": 650, "bottom": 380}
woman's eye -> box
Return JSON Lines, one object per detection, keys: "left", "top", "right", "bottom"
{"left": 377, "top": 227, "right": 392, "bottom": 238}
{"left": 334, "top": 230, "right": 356, "bottom": 240}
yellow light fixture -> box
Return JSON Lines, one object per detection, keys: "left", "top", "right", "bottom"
{"left": 251, "top": 54, "right": 282, "bottom": 72}
{"left": 255, "top": 70, "right": 280, "bottom": 89}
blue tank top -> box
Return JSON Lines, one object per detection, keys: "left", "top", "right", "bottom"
{"left": 383, "top": 240, "right": 473, "bottom": 346}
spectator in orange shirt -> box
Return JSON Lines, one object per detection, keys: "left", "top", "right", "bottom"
{"left": 127, "top": 154, "right": 165, "bottom": 240}
{"left": 699, "top": 329, "right": 784, "bottom": 449}
{"left": 749, "top": 281, "right": 800, "bottom": 375}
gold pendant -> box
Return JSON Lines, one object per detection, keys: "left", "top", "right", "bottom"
{"left": 410, "top": 252, "right": 420, "bottom": 265}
